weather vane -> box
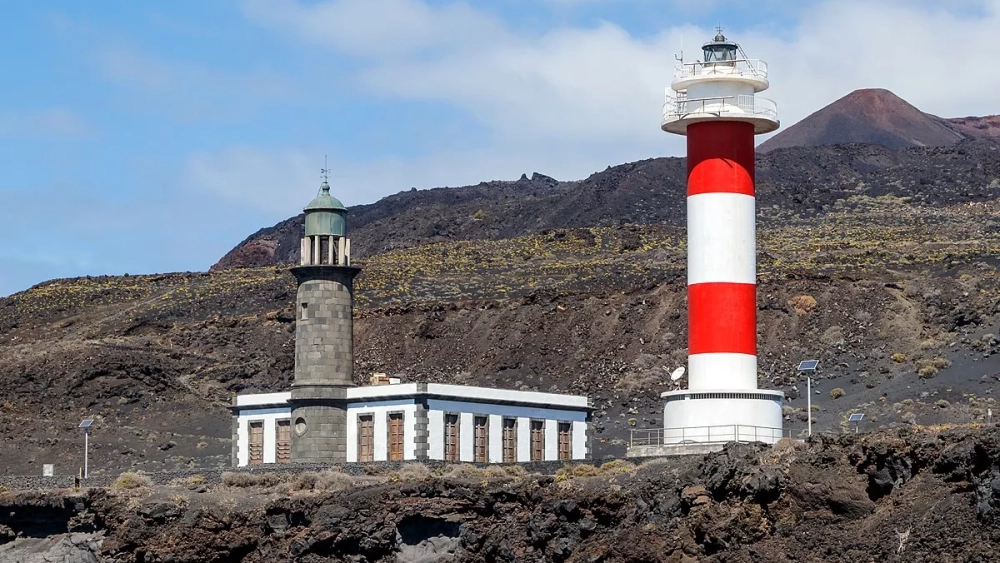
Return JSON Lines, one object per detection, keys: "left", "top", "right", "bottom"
{"left": 321, "top": 155, "right": 330, "bottom": 183}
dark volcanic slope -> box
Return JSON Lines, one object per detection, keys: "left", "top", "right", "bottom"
{"left": 759, "top": 88, "right": 988, "bottom": 153}
{"left": 214, "top": 139, "right": 1000, "bottom": 270}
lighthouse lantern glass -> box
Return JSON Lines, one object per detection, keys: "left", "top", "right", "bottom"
{"left": 703, "top": 42, "right": 737, "bottom": 62}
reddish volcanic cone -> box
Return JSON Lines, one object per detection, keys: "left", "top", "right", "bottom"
{"left": 759, "top": 88, "right": 965, "bottom": 152}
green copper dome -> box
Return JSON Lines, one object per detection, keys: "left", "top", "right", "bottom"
{"left": 304, "top": 181, "right": 347, "bottom": 236}
{"left": 305, "top": 181, "right": 347, "bottom": 212}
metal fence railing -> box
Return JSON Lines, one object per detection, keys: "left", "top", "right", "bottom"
{"left": 630, "top": 425, "right": 797, "bottom": 448}
{"left": 662, "top": 93, "right": 778, "bottom": 125}
{"left": 674, "top": 59, "right": 769, "bottom": 81}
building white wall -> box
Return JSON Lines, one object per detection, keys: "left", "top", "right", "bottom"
{"left": 235, "top": 392, "right": 291, "bottom": 407}
{"left": 517, "top": 417, "right": 531, "bottom": 462}
{"left": 235, "top": 406, "right": 292, "bottom": 467}
{"left": 459, "top": 412, "right": 474, "bottom": 462}
{"left": 346, "top": 399, "right": 418, "bottom": 462}
{"left": 233, "top": 388, "right": 591, "bottom": 465}
{"left": 426, "top": 399, "right": 587, "bottom": 462}
{"left": 488, "top": 414, "right": 503, "bottom": 463}
{"left": 428, "top": 409, "right": 444, "bottom": 460}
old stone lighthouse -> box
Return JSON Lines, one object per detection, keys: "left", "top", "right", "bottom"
{"left": 289, "top": 178, "right": 359, "bottom": 462}
{"left": 231, "top": 178, "right": 592, "bottom": 466}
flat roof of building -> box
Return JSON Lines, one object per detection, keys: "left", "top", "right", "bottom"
{"left": 233, "top": 383, "right": 591, "bottom": 410}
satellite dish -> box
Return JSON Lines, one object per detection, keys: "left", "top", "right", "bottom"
{"left": 670, "top": 367, "right": 686, "bottom": 382}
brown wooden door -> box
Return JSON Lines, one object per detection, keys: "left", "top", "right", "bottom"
{"left": 388, "top": 413, "right": 404, "bottom": 461}
{"left": 530, "top": 420, "right": 544, "bottom": 462}
{"left": 474, "top": 416, "right": 488, "bottom": 463}
{"left": 358, "top": 415, "right": 374, "bottom": 462}
{"left": 276, "top": 419, "right": 291, "bottom": 463}
{"left": 445, "top": 414, "right": 459, "bottom": 462}
{"left": 502, "top": 418, "right": 517, "bottom": 463}
{"left": 558, "top": 422, "right": 572, "bottom": 461}
{"left": 248, "top": 421, "right": 264, "bottom": 465}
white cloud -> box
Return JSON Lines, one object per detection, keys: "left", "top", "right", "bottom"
{"left": 748, "top": 0, "right": 1000, "bottom": 128}
{"left": 212, "top": 0, "right": 1000, "bottom": 212}
{"left": 0, "top": 108, "right": 93, "bottom": 138}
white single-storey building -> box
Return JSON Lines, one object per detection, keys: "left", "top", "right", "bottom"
{"left": 231, "top": 382, "right": 592, "bottom": 466}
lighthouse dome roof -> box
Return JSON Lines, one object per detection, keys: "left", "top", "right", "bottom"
{"left": 305, "top": 181, "right": 347, "bottom": 212}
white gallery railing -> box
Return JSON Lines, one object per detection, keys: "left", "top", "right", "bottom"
{"left": 662, "top": 93, "right": 778, "bottom": 125}
{"left": 674, "top": 59, "right": 769, "bottom": 81}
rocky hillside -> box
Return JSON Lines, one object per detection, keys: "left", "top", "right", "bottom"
{"left": 758, "top": 88, "right": 1000, "bottom": 153}
{"left": 213, "top": 138, "right": 1000, "bottom": 270}
{"left": 3, "top": 178, "right": 1000, "bottom": 475}
{"left": 5, "top": 428, "right": 1000, "bottom": 561}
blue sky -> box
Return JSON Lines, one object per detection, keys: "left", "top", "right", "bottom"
{"left": 1, "top": 0, "right": 998, "bottom": 296}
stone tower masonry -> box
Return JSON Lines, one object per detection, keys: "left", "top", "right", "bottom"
{"left": 289, "top": 179, "right": 360, "bottom": 463}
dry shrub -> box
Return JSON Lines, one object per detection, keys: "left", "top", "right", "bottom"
{"left": 555, "top": 464, "right": 604, "bottom": 480}
{"left": 113, "top": 472, "right": 153, "bottom": 491}
{"left": 891, "top": 353, "right": 907, "bottom": 363}
{"left": 390, "top": 463, "right": 433, "bottom": 482}
{"left": 221, "top": 471, "right": 287, "bottom": 488}
{"left": 787, "top": 295, "right": 817, "bottom": 314}
{"left": 497, "top": 465, "right": 527, "bottom": 477}
{"left": 288, "top": 470, "right": 356, "bottom": 492}
{"left": 599, "top": 459, "right": 636, "bottom": 474}
{"left": 830, "top": 388, "right": 846, "bottom": 399}
{"left": 442, "top": 464, "right": 489, "bottom": 480}
{"left": 167, "top": 475, "right": 206, "bottom": 487}
{"left": 480, "top": 465, "right": 529, "bottom": 480}
{"left": 918, "top": 366, "right": 938, "bottom": 379}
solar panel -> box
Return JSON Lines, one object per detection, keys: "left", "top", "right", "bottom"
{"left": 797, "top": 360, "right": 820, "bottom": 371}
{"left": 848, "top": 413, "right": 864, "bottom": 422}
{"left": 79, "top": 419, "right": 94, "bottom": 428}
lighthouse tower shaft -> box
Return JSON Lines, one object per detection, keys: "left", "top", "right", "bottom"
{"left": 658, "top": 31, "right": 784, "bottom": 447}
{"left": 686, "top": 121, "right": 758, "bottom": 390}
{"left": 289, "top": 180, "right": 360, "bottom": 463}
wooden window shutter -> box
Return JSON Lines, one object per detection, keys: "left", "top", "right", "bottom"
{"left": 445, "top": 414, "right": 459, "bottom": 462}
{"left": 388, "top": 413, "right": 404, "bottom": 461}
{"left": 502, "top": 418, "right": 517, "bottom": 463}
{"left": 558, "top": 422, "right": 572, "bottom": 461}
{"left": 358, "top": 415, "right": 374, "bottom": 462}
{"left": 276, "top": 419, "right": 291, "bottom": 463}
{"left": 474, "top": 416, "right": 488, "bottom": 463}
{"left": 249, "top": 421, "right": 264, "bottom": 465}
{"left": 530, "top": 420, "right": 544, "bottom": 462}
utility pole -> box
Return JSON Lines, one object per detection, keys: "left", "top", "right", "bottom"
{"left": 79, "top": 419, "right": 93, "bottom": 479}
{"left": 807, "top": 377, "right": 812, "bottom": 436}
{"left": 797, "top": 360, "right": 819, "bottom": 437}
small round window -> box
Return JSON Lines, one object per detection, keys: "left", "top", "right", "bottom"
{"left": 294, "top": 417, "right": 307, "bottom": 436}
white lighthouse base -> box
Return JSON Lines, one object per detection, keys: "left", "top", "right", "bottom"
{"left": 627, "top": 389, "right": 785, "bottom": 458}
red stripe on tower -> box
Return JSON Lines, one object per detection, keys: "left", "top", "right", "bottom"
{"left": 688, "top": 282, "right": 756, "bottom": 355}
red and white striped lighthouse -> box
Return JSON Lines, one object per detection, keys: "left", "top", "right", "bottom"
{"left": 658, "top": 30, "right": 785, "bottom": 450}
